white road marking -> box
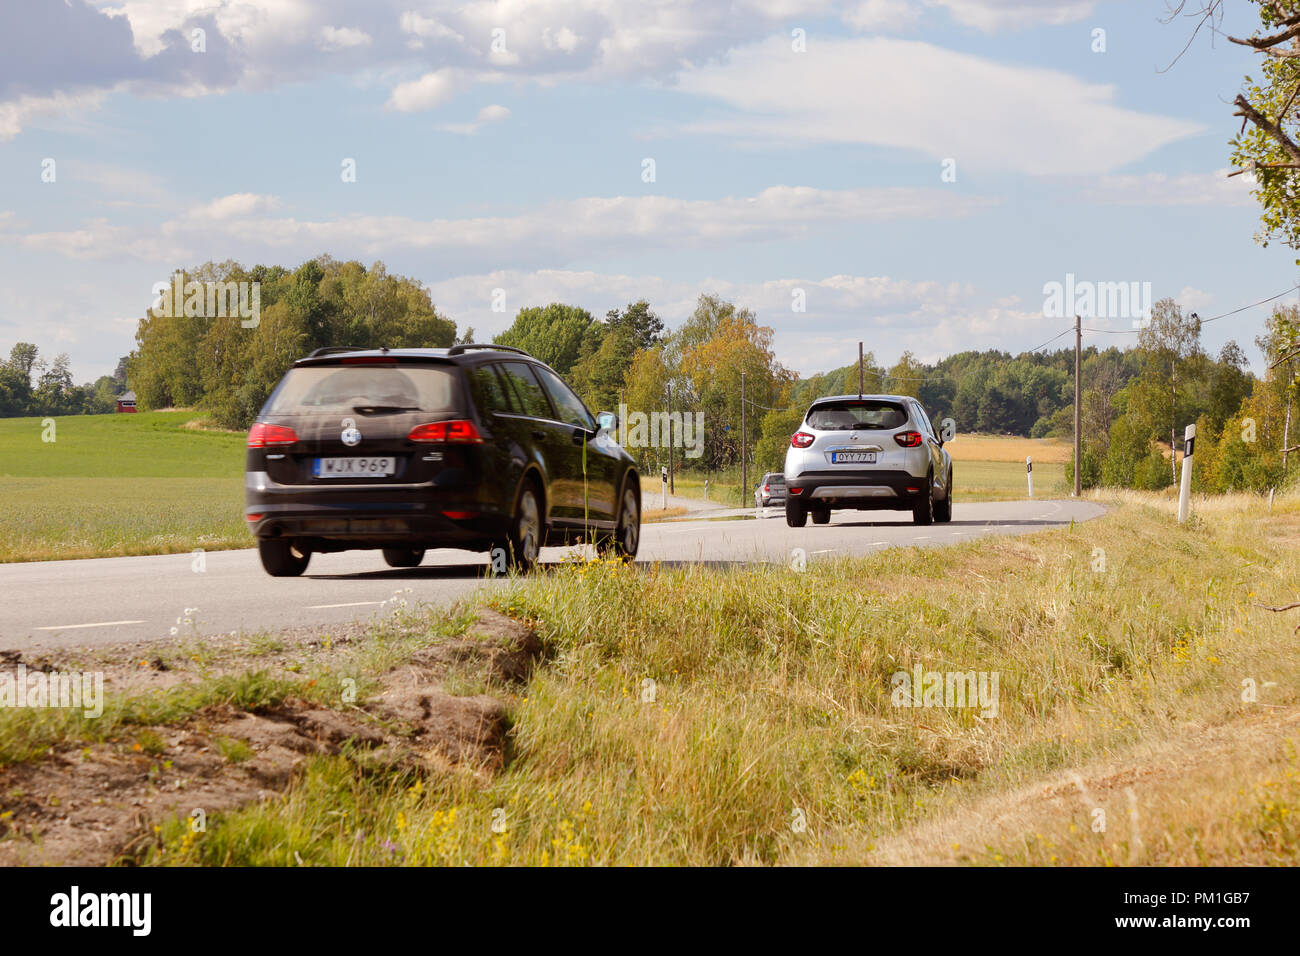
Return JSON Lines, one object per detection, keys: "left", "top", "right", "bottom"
{"left": 811, "top": 549, "right": 837, "bottom": 555}
{"left": 915, "top": 536, "right": 931, "bottom": 540}
{"left": 34, "top": 619, "right": 146, "bottom": 631}
{"left": 869, "top": 541, "right": 888, "bottom": 546}
{"left": 305, "top": 601, "right": 386, "bottom": 610}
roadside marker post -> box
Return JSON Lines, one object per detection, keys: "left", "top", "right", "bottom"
{"left": 1026, "top": 456, "right": 1033, "bottom": 498}
{"left": 661, "top": 466, "right": 668, "bottom": 510}
{"left": 1178, "top": 423, "right": 1195, "bottom": 523}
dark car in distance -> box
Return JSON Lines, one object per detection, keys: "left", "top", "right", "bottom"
{"left": 244, "top": 344, "right": 641, "bottom": 576}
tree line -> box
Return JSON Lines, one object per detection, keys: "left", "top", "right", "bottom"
{"left": 0, "top": 343, "right": 129, "bottom": 417}
{"left": 6, "top": 255, "right": 1295, "bottom": 496}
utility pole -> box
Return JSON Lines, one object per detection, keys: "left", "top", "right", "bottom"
{"left": 1073, "top": 313, "right": 1082, "bottom": 497}
{"left": 667, "top": 382, "right": 675, "bottom": 494}
{"left": 858, "top": 341, "right": 864, "bottom": 398}
{"left": 741, "top": 370, "right": 747, "bottom": 508}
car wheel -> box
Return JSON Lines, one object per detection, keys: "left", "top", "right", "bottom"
{"left": 933, "top": 469, "right": 953, "bottom": 523}
{"left": 259, "top": 539, "right": 311, "bottom": 577}
{"left": 496, "top": 481, "right": 542, "bottom": 574}
{"left": 382, "top": 548, "right": 425, "bottom": 568}
{"left": 600, "top": 481, "right": 641, "bottom": 561}
{"left": 912, "top": 476, "right": 934, "bottom": 526}
{"left": 786, "top": 499, "right": 808, "bottom": 527}
{"left": 811, "top": 507, "right": 831, "bottom": 525}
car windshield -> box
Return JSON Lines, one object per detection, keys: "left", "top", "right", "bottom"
{"left": 806, "top": 400, "right": 907, "bottom": 431}
{"left": 264, "top": 365, "right": 458, "bottom": 415}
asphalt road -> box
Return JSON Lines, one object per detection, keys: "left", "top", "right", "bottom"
{"left": 0, "top": 498, "right": 1104, "bottom": 651}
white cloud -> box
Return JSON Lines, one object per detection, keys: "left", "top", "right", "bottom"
{"left": 1175, "top": 286, "right": 1216, "bottom": 314}
{"left": 386, "top": 69, "right": 461, "bottom": 112}
{"left": 675, "top": 36, "right": 1202, "bottom": 176}
{"left": 542, "top": 26, "right": 582, "bottom": 53}
{"left": 319, "top": 26, "right": 373, "bottom": 51}
{"left": 423, "top": 267, "right": 1049, "bottom": 374}
{"left": 0, "top": 89, "right": 109, "bottom": 142}
{"left": 4, "top": 1, "right": 1114, "bottom": 139}
{"left": 926, "top": 0, "right": 1096, "bottom": 32}
{"left": 1080, "top": 169, "right": 1255, "bottom": 207}
{"left": 0, "top": 216, "right": 179, "bottom": 261}
{"left": 843, "top": 0, "right": 920, "bottom": 32}
{"left": 0, "top": 185, "right": 999, "bottom": 268}
{"left": 437, "top": 104, "right": 511, "bottom": 135}
{"left": 398, "top": 10, "right": 464, "bottom": 47}
{"left": 190, "top": 193, "right": 284, "bottom": 220}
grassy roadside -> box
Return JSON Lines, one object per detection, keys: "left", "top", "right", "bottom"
{"left": 91, "top": 490, "right": 1298, "bottom": 866}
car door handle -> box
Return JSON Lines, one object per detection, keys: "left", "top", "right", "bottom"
{"left": 531, "top": 429, "right": 546, "bottom": 440}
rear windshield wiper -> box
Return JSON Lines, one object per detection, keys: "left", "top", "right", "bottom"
{"left": 351, "top": 404, "right": 420, "bottom": 414}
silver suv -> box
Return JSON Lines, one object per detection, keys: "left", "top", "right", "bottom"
{"left": 782, "top": 394, "right": 952, "bottom": 527}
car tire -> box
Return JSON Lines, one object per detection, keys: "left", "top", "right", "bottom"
{"left": 811, "top": 507, "right": 830, "bottom": 525}
{"left": 495, "top": 481, "right": 543, "bottom": 575}
{"left": 259, "top": 539, "right": 311, "bottom": 577}
{"left": 912, "top": 476, "right": 934, "bottom": 526}
{"left": 786, "top": 499, "right": 808, "bottom": 527}
{"left": 382, "top": 548, "right": 425, "bottom": 568}
{"left": 599, "top": 480, "right": 641, "bottom": 562}
{"left": 933, "top": 469, "right": 953, "bottom": 523}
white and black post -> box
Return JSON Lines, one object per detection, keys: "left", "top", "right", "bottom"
{"left": 1178, "top": 423, "right": 1195, "bottom": 523}
{"left": 1026, "top": 456, "right": 1034, "bottom": 498}
{"left": 661, "top": 465, "right": 668, "bottom": 510}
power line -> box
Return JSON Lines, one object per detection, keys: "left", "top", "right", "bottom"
{"left": 1025, "top": 327, "right": 1074, "bottom": 353}
{"left": 1082, "top": 283, "right": 1300, "bottom": 335}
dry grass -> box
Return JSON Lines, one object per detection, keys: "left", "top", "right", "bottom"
{"left": 944, "top": 434, "right": 1072, "bottom": 464}
{"left": 125, "top": 489, "right": 1300, "bottom": 866}
{"left": 642, "top": 507, "right": 689, "bottom": 523}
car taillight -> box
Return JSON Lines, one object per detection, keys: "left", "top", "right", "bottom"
{"left": 341, "top": 357, "right": 397, "bottom": 365}
{"left": 789, "top": 487, "right": 803, "bottom": 495}
{"left": 408, "top": 419, "right": 483, "bottom": 443}
{"left": 247, "top": 422, "right": 298, "bottom": 447}
{"left": 791, "top": 432, "right": 815, "bottom": 448}
{"left": 762, "top": 484, "right": 770, "bottom": 493}
{"left": 894, "top": 430, "right": 923, "bottom": 447}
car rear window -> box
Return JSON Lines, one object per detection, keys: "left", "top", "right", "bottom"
{"left": 806, "top": 399, "right": 908, "bottom": 431}
{"left": 263, "top": 364, "right": 458, "bottom": 415}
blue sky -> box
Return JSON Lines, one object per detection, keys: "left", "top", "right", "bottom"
{"left": 0, "top": 0, "right": 1295, "bottom": 382}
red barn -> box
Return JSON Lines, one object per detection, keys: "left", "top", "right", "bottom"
{"left": 115, "top": 391, "right": 137, "bottom": 413}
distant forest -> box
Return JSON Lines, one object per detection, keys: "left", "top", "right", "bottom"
{"left": 5, "top": 257, "right": 1295, "bottom": 495}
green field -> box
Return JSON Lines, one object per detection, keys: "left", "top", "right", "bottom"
{"left": 0, "top": 412, "right": 249, "bottom": 562}
{"left": 0, "top": 410, "right": 245, "bottom": 478}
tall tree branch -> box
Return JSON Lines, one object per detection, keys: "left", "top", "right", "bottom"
{"left": 1234, "top": 92, "right": 1300, "bottom": 166}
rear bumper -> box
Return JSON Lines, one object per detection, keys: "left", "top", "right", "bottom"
{"left": 244, "top": 470, "right": 507, "bottom": 550}
{"left": 784, "top": 470, "right": 927, "bottom": 509}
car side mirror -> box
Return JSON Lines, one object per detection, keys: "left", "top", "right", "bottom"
{"left": 596, "top": 411, "right": 618, "bottom": 432}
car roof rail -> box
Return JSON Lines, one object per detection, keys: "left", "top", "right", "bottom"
{"left": 305, "top": 346, "right": 368, "bottom": 358}
{"left": 446, "top": 343, "right": 532, "bottom": 357}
